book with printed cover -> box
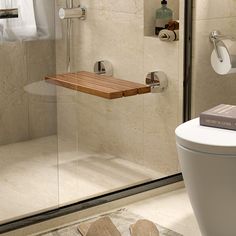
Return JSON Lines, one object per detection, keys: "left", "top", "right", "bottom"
{"left": 200, "top": 104, "right": 236, "bottom": 131}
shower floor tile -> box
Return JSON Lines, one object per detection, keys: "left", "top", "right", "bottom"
{"left": 58, "top": 149, "right": 162, "bottom": 206}
{"left": 0, "top": 135, "right": 59, "bottom": 224}
{"left": 0, "top": 135, "right": 163, "bottom": 224}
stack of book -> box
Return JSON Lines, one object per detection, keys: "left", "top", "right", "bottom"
{"left": 200, "top": 104, "right": 236, "bottom": 131}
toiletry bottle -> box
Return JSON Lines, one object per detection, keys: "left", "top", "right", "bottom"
{"left": 155, "top": 0, "right": 173, "bottom": 36}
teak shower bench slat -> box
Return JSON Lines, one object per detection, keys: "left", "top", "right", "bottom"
{"left": 45, "top": 71, "right": 151, "bottom": 99}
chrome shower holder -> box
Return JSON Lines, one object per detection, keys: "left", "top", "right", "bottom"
{"left": 59, "top": 1, "right": 87, "bottom": 72}
{"left": 59, "top": 6, "right": 86, "bottom": 20}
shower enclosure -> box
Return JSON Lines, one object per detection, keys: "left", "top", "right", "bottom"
{"left": 0, "top": 0, "right": 185, "bottom": 232}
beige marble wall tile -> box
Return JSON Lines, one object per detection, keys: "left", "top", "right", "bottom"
{"left": 27, "top": 62, "right": 55, "bottom": 84}
{"left": 193, "top": 0, "right": 235, "bottom": 20}
{"left": 29, "top": 98, "right": 57, "bottom": 139}
{"left": 26, "top": 40, "right": 55, "bottom": 65}
{"left": 57, "top": 87, "right": 79, "bottom": 204}
{"left": 26, "top": 40, "right": 57, "bottom": 139}
{"left": 75, "top": 93, "right": 142, "bottom": 162}
{"left": 101, "top": 96, "right": 144, "bottom": 162}
{"left": 70, "top": 7, "right": 146, "bottom": 163}
{"left": 79, "top": 0, "right": 143, "bottom": 14}
{"left": 143, "top": 37, "right": 180, "bottom": 173}
{"left": 229, "top": 0, "right": 236, "bottom": 17}
{"left": 75, "top": 93, "right": 109, "bottom": 153}
{"left": 72, "top": 9, "right": 144, "bottom": 83}
{"left": 0, "top": 42, "right": 29, "bottom": 145}
{"left": 191, "top": 14, "right": 236, "bottom": 117}
{"left": 57, "top": 87, "right": 78, "bottom": 156}
{"left": 0, "top": 92, "right": 29, "bottom": 145}
{"left": 0, "top": 39, "right": 57, "bottom": 145}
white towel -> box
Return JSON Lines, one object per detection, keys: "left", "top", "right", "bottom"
{"left": 0, "top": 0, "right": 37, "bottom": 41}
{"left": 159, "top": 30, "right": 179, "bottom": 42}
{"left": 33, "top": 0, "right": 56, "bottom": 39}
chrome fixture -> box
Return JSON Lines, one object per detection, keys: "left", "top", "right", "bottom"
{"left": 59, "top": 0, "right": 86, "bottom": 72}
{"left": 146, "top": 71, "right": 168, "bottom": 93}
{"left": 59, "top": 7, "right": 86, "bottom": 20}
{"left": 0, "top": 8, "right": 18, "bottom": 19}
{"left": 94, "top": 60, "right": 113, "bottom": 76}
{"left": 209, "top": 30, "right": 234, "bottom": 62}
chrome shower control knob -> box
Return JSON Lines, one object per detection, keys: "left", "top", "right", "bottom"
{"left": 146, "top": 71, "right": 168, "bottom": 93}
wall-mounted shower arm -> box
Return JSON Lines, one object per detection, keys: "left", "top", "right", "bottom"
{"left": 59, "top": 7, "right": 86, "bottom": 20}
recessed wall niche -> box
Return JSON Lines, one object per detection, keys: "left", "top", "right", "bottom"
{"left": 144, "top": 0, "right": 180, "bottom": 37}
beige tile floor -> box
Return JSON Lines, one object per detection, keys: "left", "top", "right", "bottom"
{"left": 0, "top": 135, "right": 164, "bottom": 224}
{"left": 32, "top": 187, "right": 202, "bottom": 236}
{"left": 126, "top": 188, "right": 201, "bottom": 236}
{"left": 0, "top": 136, "right": 59, "bottom": 224}
{"left": 1, "top": 185, "right": 201, "bottom": 236}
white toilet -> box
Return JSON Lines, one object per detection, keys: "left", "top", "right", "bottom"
{"left": 175, "top": 118, "right": 236, "bottom": 236}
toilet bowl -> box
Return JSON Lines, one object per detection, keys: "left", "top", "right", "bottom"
{"left": 175, "top": 118, "right": 236, "bottom": 236}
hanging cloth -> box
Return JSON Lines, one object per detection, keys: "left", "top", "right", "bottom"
{"left": 0, "top": 0, "right": 37, "bottom": 41}
{"left": 33, "top": 0, "right": 56, "bottom": 39}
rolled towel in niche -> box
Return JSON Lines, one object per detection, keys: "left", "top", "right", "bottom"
{"left": 211, "top": 39, "right": 236, "bottom": 75}
{"left": 159, "top": 29, "right": 179, "bottom": 42}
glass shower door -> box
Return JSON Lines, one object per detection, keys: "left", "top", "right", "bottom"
{"left": 56, "top": 0, "right": 182, "bottom": 206}
{"left": 0, "top": 0, "right": 184, "bottom": 227}
{"left": 0, "top": 0, "right": 58, "bottom": 224}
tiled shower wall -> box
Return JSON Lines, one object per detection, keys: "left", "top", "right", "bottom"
{"left": 191, "top": 0, "right": 236, "bottom": 117}
{"left": 0, "top": 40, "right": 57, "bottom": 145}
{"left": 57, "top": 0, "right": 184, "bottom": 177}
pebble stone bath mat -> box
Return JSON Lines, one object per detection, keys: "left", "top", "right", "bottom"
{"left": 38, "top": 209, "right": 182, "bottom": 236}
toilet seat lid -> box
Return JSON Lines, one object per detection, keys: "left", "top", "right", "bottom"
{"left": 175, "top": 118, "right": 236, "bottom": 155}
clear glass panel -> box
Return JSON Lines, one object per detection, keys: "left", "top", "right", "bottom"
{"left": 56, "top": 0, "right": 183, "bottom": 205}
{"left": 0, "top": 0, "right": 58, "bottom": 224}
{"left": 0, "top": 0, "right": 184, "bottom": 224}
